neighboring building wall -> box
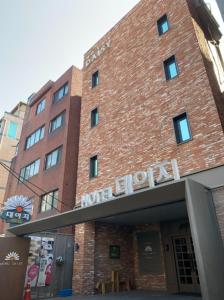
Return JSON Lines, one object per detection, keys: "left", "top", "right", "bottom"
{"left": 3, "top": 66, "right": 82, "bottom": 230}
{"left": 73, "top": 0, "right": 224, "bottom": 294}
{"left": 187, "top": 0, "right": 224, "bottom": 126}
{"left": 0, "top": 102, "right": 27, "bottom": 232}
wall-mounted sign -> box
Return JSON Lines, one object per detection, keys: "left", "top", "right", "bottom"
{"left": 0, "top": 237, "right": 30, "bottom": 300}
{"left": 137, "top": 231, "right": 162, "bottom": 274}
{"left": 109, "top": 245, "right": 120, "bottom": 259}
{"left": 84, "top": 40, "right": 111, "bottom": 68}
{"left": 0, "top": 195, "right": 33, "bottom": 224}
{"left": 0, "top": 251, "right": 22, "bottom": 266}
{"left": 81, "top": 159, "right": 180, "bottom": 208}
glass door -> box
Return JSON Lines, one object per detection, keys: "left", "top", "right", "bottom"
{"left": 173, "top": 235, "right": 200, "bottom": 294}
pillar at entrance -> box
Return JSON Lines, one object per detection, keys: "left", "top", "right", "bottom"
{"left": 186, "top": 179, "right": 224, "bottom": 300}
{"left": 73, "top": 222, "right": 96, "bottom": 294}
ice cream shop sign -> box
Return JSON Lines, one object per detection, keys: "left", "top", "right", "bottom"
{"left": 81, "top": 159, "right": 180, "bottom": 208}
{"left": 0, "top": 195, "right": 33, "bottom": 224}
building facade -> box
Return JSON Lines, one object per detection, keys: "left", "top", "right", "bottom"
{"left": 2, "top": 66, "right": 82, "bottom": 297}
{"left": 73, "top": 0, "right": 224, "bottom": 297}
{"left": 4, "top": 66, "right": 82, "bottom": 223}
{"left": 0, "top": 102, "right": 27, "bottom": 232}
{"left": 5, "top": 0, "right": 224, "bottom": 300}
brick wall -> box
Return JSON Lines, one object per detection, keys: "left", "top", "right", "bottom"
{"left": 73, "top": 222, "right": 167, "bottom": 294}
{"left": 94, "top": 223, "right": 134, "bottom": 287}
{"left": 74, "top": 0, "right": 224, "bottom": 294}
{"left": 3, "top": 66, "right": 82, "bottom": 230}
{"left": 0, "top": 110, "right": 26, "bottom": 209}
{"left": 73, "top": 223, "right": 96, "bottom": 294}
{"left": 76, "top": 0, "right": 224, "bottom": 205}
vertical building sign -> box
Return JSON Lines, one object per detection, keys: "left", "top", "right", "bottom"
{"left": 137, "top": 231, "right": 162, "bottom": 274}
{"left": 0, "top": 237, "right": 30, "bottom": 300}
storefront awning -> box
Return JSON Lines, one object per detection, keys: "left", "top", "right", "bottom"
{"left": 8, "top": 179, "right": 186, "bottom": 236}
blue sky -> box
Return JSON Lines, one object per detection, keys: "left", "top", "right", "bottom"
{"left": 0, "top": 0, "right": 139, "bottom": 116}
{"left": 0, "top": 0, "right": 223, "bottom": 117}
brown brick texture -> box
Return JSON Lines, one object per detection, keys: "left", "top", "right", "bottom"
{"left": 74, "top": 0, "right": 224, "bottom": 294}
{"left": 4, "top": 66, "right": 82, "bottom": 227}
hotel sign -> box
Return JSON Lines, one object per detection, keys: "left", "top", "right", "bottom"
{"left": 84, "top": 40, "right": 111, "bottom": 68}
{"left": 0, "top": 195, "right": 33, "bottom": 224}
{"left": 81, "top": 159, "right": 180, "bottom": 208}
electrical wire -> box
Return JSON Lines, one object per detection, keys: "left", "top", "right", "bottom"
{"left": 0, "top": 160, "right": 74, "bottom": 210}
{"left": 0, "top": 161, "right": 61, "bottom": 212}
{"left": 1, "top": 159, "right": 72, "bottom": 209}
{"left": 0, "top": 161, "right": 69, "bottom": 213}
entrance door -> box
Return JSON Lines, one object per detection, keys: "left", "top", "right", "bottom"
{"left": 173, "top": 235, "right": 200, "bottom": 294}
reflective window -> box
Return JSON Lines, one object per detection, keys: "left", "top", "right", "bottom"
{"left": 53, "top": 83, "right": 69, "bottom": 103}
{"left": 91, "top": 108, "right": 99, "bottom": 128}
{"left": 40, "top": 190, "right": 58, "bottom": 212}
{"left": 164, "top": 55, "right": 179, "bottom": 80}
{"left": 25, "top": 126, "right": 45, "bottom": 149}
{"left": 92, "top": 71, "right": 99, "bottom": 88}
{"left": 45, "top": 147, "right": 62, "bottom": 170}
{"left": 49, "top": 112, "right": 65, "bottom": 133}
{"left": 90, "top": 155, "right": 98, "bottom": 178}
{"left": 173, "top": 113, "right": 192, "bottom": 144}
{"left": 157, "top": 14, "right": 169, "bottom": 36}
{"left": 19, "top": 159, "right": 40, "bottom": 181}
{"left": 36, "top": 99, "right": 46, "bottom": 115}
{"left": 7, "top": 121, "right": 18, "bottom": 139}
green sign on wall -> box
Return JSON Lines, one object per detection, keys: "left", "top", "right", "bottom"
{"left": 109, "top": 245, "right": 120, "bottom": 259}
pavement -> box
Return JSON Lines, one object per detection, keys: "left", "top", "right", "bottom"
{"left": 42, "top": 291, "right": 202, "bottom": 300}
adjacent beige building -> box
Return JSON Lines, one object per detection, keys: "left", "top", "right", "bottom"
{"left": 0, "top": 102, "right": 27, "bottom": 210}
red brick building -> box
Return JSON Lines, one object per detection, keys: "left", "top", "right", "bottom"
{"left": 72, "top": 0, "right": 224, "bottom": 297}
{"left": 5, "top": 0, "right": 224, "bottom": 299}
{"left": 4, "top": 66, "right": 82, "bottom": 223}
{"left": 2, "top": 66, "right": 82, "bottom": 296}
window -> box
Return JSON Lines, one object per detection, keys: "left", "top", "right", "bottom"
{"left": 164, "top": 55, "right": 179, "bottom": 80}
{"left": 25, "top": 126, "right": 45, "bottom": 149}
{"left": 53, "top": 83, "right": 69, "bottom": 103}
{"left": 45, "top": 146, "right": 62, "bottom": 170}
{"left": 157, "top": 14, "right": 169, "bottom": 36}
{"left": 90, "top": 155, "right": 98, "bottom": 178}
{"left": 40, "top": 190, "right": 58, "bottom": 212}
{"left": 36, "top": 99, "right": 46, "bottom": 115}
{"left": 91, "top": 108, "right": 99, "bottom": 128}
{"left": 92, "top": 71, "right": 99, "bottom": 88}
{"left": 19, "top": 159, "right": 40, "bottom": 181}
{"left": 173, "top": 113, "right": 192, "bottom": 144}
{"left": 49, "top": 112, "right": 65, "bottom": 133}
{"left": 7, "top": 121, "right": 18, "bottom": 139}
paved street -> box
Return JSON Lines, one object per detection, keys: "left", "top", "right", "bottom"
{"left": 44, "top": 291, "right": 202, "bottom": 300}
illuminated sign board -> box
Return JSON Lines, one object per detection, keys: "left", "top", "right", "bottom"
{"left": 81, "top": 159, "right": 180, "bottom": 208}
{"left": 0, "top": 195, "right": 33, "bottom": 224}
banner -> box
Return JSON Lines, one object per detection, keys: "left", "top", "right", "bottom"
{"left": 26, "top": 236, "right": 54, "bottom": 287}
